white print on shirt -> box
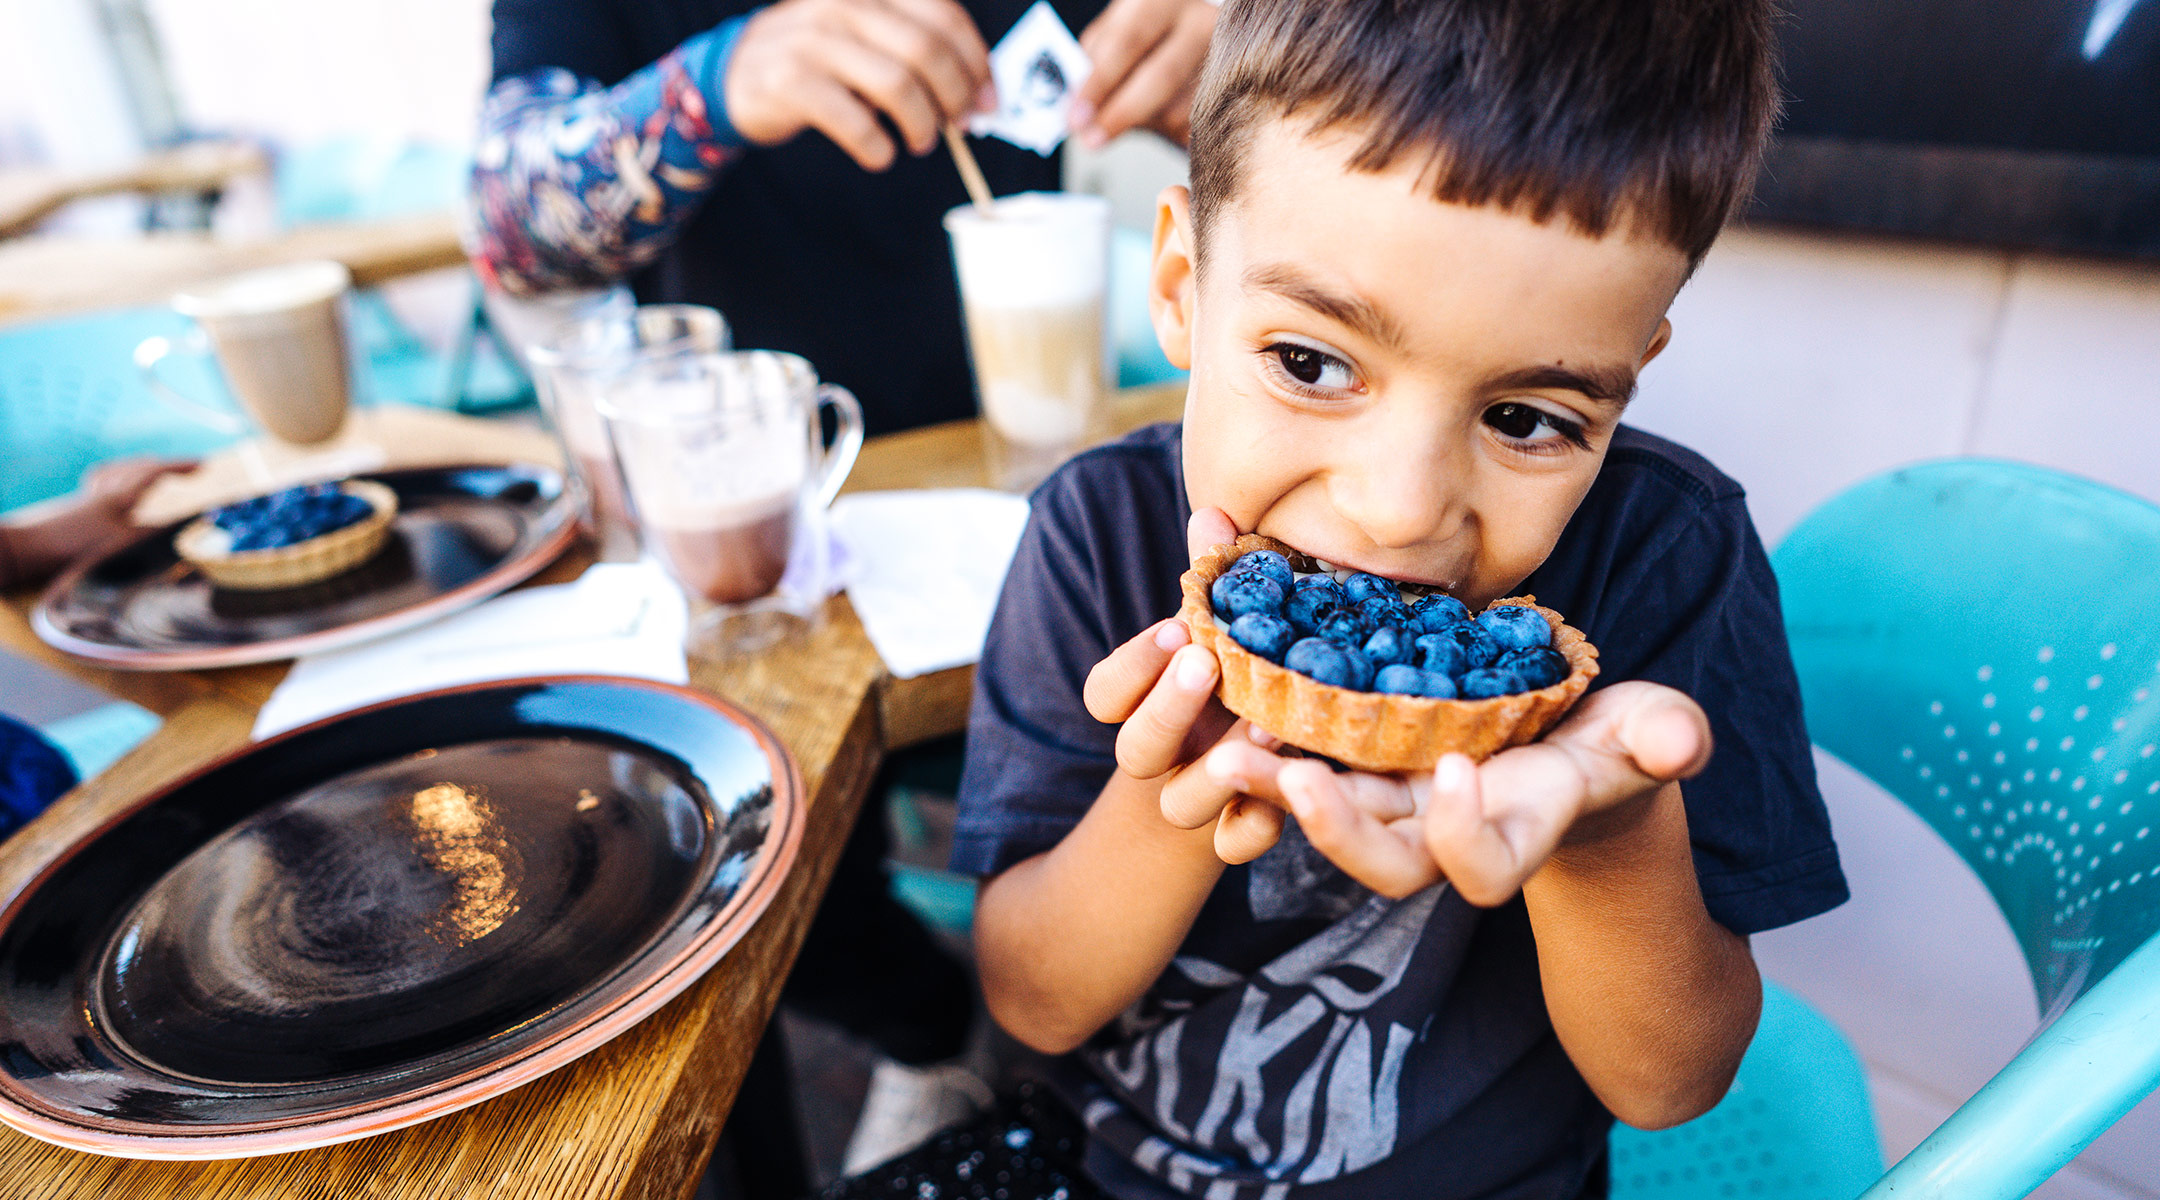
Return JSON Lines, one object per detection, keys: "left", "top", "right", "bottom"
{"left": 1085, "top": 881, "right": 1445, "bottom": 1196}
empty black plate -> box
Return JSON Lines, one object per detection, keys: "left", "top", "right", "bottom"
{"left": 0, "top": 676, "right": 803, "bottom": 1158}
{"left": 33, "top": 463, "right": 578, "bottom": 671}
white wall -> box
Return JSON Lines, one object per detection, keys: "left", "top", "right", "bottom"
{"left": 1636, "top": 225, "right": 2160, "bottom": 1200}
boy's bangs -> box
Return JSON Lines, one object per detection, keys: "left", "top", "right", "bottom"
{"left": 1187, "top": 0, "right": 1781, "bottom": 265}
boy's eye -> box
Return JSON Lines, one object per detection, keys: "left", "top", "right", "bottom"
{"left": 1483, "top": 401, "right": 1588, "bottom": 448}
{"left": 1266, "top": 342, "right": 1357, "bottom": 391}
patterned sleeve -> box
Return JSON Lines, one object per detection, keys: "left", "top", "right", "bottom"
{"left": 464, "top": 17, "right": 752, "bottom": 296}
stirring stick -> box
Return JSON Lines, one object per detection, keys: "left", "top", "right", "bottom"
{"left": 944, "top": 125, "right": 997, "bottom": 216}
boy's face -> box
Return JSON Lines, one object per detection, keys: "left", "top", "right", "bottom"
{"left": 1152, "top": 123, "right": 1691, "bottom": 611}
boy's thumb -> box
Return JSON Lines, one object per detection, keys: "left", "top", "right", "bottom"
{"left": 1187, "top": 506, "right": 1240, "bottom": 560}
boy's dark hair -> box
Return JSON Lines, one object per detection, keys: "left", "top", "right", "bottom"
{"left": 1187, "top": 0, "right": 1781, "bottom": 264}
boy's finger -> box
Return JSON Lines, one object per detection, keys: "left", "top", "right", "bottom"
{"left": 1423, "top": 753, "right": 1570, "bottom": 906}
{"left": 1186, "top": 506, "right": 1240, "bottom": 562}
{"left": 1114, "top": 644, "right": 1218, "bottom": 779}
{"left": 1084, "top": 617, "right": 1189, "bottom": 723}
{"left": 1280, "top": 761, "right": 1442, "bottom": 899}
{"left": 1215, "top": 799, "right": 1284, "bottom": 864}
{"left": 1159, "top": 738, "right": 1247, "bottom": 828}
{"left": 1543, "top": 682, "right": 1713, "bottom": 815}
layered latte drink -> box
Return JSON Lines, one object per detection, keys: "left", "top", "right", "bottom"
{"left": 597, "top": 351, "right": 863, "bottom": 652}
{"left": 945, "top": 193, "right": 1113, "bottom": 492}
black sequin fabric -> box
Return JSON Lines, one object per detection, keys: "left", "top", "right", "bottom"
{"left": 817, "top": 1082, "right": 1108, "bottom": 1200}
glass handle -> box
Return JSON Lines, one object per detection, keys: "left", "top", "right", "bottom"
{"left": 811, "top": 383, "right": 864, "bottom": 510}
{"left": 134, "top": 333, "right": 247, "bottom": 435}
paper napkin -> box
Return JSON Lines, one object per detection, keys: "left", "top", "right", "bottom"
{"left": 830, "top": 489, "right": 1032, "bottom": 679}
{"left": 969, "top": 0, "right": 1092, "bottom": 156}
{"left": 252, "top": 560, "right": 690, "bottom": 740}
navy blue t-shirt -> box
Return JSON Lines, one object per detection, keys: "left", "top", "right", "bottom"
{"left": 955, "top": 422, "right": 1848, "bottom": 1200}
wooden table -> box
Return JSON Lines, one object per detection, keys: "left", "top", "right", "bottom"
{"left": 0, "top": 385, "right": 1185, "bottom": 1199}
{"left": 0, "top": 141, "right": 269, "bottom": 240}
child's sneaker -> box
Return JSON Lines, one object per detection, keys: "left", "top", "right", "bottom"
{"left": 840, "top": 1056, "right": 996, "bottom": 1176}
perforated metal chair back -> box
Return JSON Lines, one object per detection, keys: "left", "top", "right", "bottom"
{"left": 1773, "top": 459, "right": 2160, "bottom": 1017}
{"left": 0, "top": 309, "right": 235, "bottom": 514}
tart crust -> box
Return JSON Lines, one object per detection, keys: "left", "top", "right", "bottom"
{"left": 175, "top": 480, "right": 399, "bottom": 591}
{"left": 1178, "top": 534, "right": 1600, "bottom": 772}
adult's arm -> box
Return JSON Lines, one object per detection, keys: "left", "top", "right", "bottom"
{"left": 466, "top": 22, "right": 749, "bottom": 296}
{"left": 467, "top": 0, "right": 994, "bottom": 296}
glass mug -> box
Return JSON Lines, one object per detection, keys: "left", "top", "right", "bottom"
{"left": 133, "top": 260, "right": 357, "bottom": 446}
{"left": 526, "top": 304, "right": 730, "bottom": 560}
{"left": 597, "top": 350, "right": 863, "bottom": 650}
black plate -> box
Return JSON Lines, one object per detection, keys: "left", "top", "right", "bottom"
{"left": 0, "top": 676, "right": 803, "bottom": 1158}
{"left": 33, "top": 463, "right": 577, "bottom": 670}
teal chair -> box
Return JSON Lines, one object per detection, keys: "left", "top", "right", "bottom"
{"left": 1610, "top": 983, "right": 1881, "bottom": 1199}
{"left": 0, "top": 309, "right": 238, "bottom": 514}
{"left": 1771, "top": 458, "right": 2160, "bottom": 1199}
{"left": 1616, "top": 458, "right": 2160, "bottom": 1200}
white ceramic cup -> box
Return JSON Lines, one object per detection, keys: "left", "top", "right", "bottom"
{"left": 135, "top": 260, "right": 357, "bottom": 446}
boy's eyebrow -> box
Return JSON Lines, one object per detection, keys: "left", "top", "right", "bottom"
{"left": 1483, "top": 363, "right": 1638, "bottom": 408}
{"left": 1242, "top": 263, "right": 1410, "bottom": 354}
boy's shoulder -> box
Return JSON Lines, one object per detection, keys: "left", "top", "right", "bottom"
{"left": 1597, "top": 424, "right": 1749, "bottom": 513}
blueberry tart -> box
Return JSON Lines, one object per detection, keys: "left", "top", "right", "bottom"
{"left": 1178, "top": 534, "right": 1599, "bottom": 771}
{"left": 175, "top": 479, "right": 398, "bottom": 591}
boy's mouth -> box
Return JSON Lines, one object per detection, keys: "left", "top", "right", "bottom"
{"left": 1298, "top": 547, "right": 1465, "bottom": 595}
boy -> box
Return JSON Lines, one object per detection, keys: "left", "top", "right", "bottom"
{"left": 951, "top": 1, "right": 1848, "bottom": 1198}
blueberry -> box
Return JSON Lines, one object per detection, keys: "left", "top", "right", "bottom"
{"left": 1293, "top": 574, "right": 1347, "bottom": 603}
{"left": 1410, "top": 593, "right": 1471, "bottom": 633}
{"left": 1477, "top": 604, "right": 1553, "bottom": 652}
{"left": 1413, "top": 632, "right": 1470, "bottom": 678}
{"left": 1212, "top": 572, "right": 1285, "bottom": 620}
{"left": 1286, "top": 637, "right": 1354, "bottom": 687}
{"left": 1284, "top": 588, "right": 1340, "bottom": 633}
{"left": 1374, "top": 664, "right": 1459, "bottom": 698}
{"left": 1497, "top": 646, "right": 1569, "bottom": 689}
{"left": 1342, "top": 573, "right": 1398, "bottom": 606}
{"left": 1230, "top": 550, "right": 1294, "bottom": 591}
{"left": 1459, "top": 667, "right": 1529, "bottom": 699}
{"left": 1313, "top": 608, "right": 1371, "bottom": 648}
{"left": 1229, "top": 613, "right": 1296, "bottom": 662}
{"left": 1341, "top": 648, "right": 1375, "bottom": 691}
{"left": 1432, "top": 621, "right": 1499, "bottom": 671}
{"left": 1358, "top": 595, "right": 1414, "bottom": 629}
{"left": 1286, "top": 637, "right": 1375, "bottom": 690}
{"left": 1360, "top": 625, "right": 1417, "bottom": 667}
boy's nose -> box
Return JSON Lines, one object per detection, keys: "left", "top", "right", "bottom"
{"left": 1328, "top": 421, "right": 1467, "bottom": 552}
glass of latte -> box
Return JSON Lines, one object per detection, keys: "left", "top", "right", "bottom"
{"left": 944, "top": 192, "right": 1114, "bottom": 492}
{"left": 527, "top": 304, "right": 729, "bottom": 561}
{"left": 597, "top": 349, "right": 863, "bottom": 655}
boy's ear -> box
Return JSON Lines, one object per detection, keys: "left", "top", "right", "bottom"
{"left": 1639, "top": 318, "right": 1673, "bottom": 369}
{"left": 1149, "top": 185, "right": 1198, "bottom": 372}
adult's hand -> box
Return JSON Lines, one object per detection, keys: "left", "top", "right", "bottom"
{"left": 724, "top": 0, "right": 995, "bottom": 171}
{"left": 1072, "top": 0, "right": 1219, "bottom": 148}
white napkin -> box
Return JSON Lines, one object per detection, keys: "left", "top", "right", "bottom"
{"left": 969, "top": 0, "right": 1092, "bottom": 156}
{"left": 252, "top": 561, "right": 690, "bottom": 740}
{"left": 831, "top": 489, "right": 1032, "bottom": 679}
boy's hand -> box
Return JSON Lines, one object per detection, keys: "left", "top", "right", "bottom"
{"left": 1072, "top": 0, "right": 1218, "bottom": 148}
{"left": 1084, "top": 507, "right": 1291, "bottom": 863}
{"left": 1270, "top": 682, "right": 1713, "bottom": 901}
